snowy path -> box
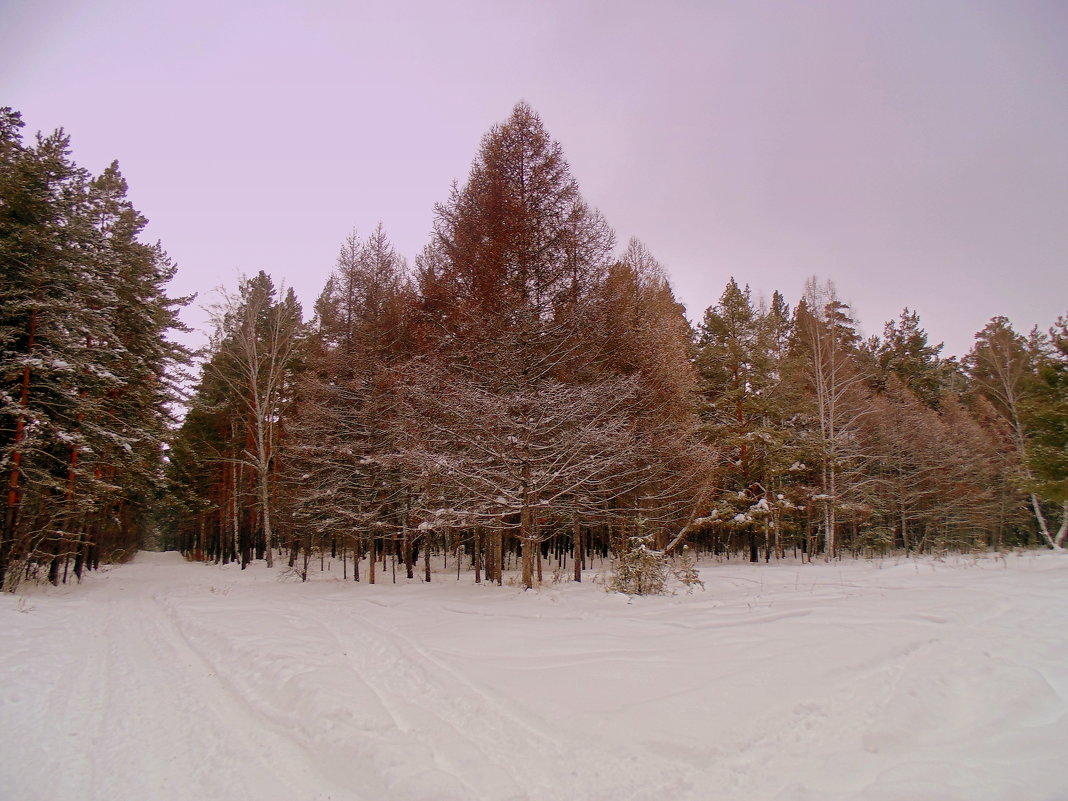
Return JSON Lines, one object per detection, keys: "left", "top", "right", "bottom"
{"left": 2, "top": 551, "right": 1067, "bottom": 800}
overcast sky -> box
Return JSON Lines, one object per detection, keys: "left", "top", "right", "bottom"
{"left": 3, "top": 0, "right": 1066, "bottom": 358}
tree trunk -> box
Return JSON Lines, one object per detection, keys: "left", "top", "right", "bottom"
{"left": 573, "top": 518, "right": 582, "bottom": 582}
{"left": 1, "top": 311, "right": 36, "bottom": 588}
{"left": 259, "top": 463, "right": 274, "bottom": 568}
{"left": 826, "top": 467, "right": 838, "bottom": 559}
{"left": 1030, "top": 495, "right": 1068, "bottom": 550}
{"left": 73, "top": 531, "right": 86, "bottom": 582}
{"left": 495, "top": 527, "right": 504, "bottom": 585}
{"left": 474, "top": 528, "right": 482, "bottom": 584}
{"left": 47, "top": 536, "right": 61, "bottom": 586}
{"left": 404, "top": 529, "right": 414, "bottom": 579}
{"left": 521, "top": 503, "right": 534, "bottom": 589}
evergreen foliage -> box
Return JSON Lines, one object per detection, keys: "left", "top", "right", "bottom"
{"left": 609, "top": 532, "right": 668, "bottom": 596}
{"left": 0, "top": 108, "right": 188, "bottom": 588}
{"left": 965, "top": 315, "right": 1068, "bottom": 549}
{"left": 1024, "top": 315, "right": 1068, "bottom": 506}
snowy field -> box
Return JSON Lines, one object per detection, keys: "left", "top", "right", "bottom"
{"left": 2, "top": 551, "right": 1067, "bottom": 801}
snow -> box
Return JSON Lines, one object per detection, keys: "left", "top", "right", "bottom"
{"left": 2, "top": 551, "right": 1067, "bottom": 801}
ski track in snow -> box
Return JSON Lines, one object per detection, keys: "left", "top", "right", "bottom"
{"left": 2, "top": 551, "right": 1067, "bottom": 801}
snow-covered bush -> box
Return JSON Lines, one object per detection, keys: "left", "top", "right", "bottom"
{"left": 609, "top": 535, "right": 668, "bottom": 596}
{"left": 670, "top": 545, "right": 705, "bottom": 593}
{"left": 609, "top": 537, "right": 706, "bottom": 596}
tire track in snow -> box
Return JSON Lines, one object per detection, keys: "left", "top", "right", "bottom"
{"left": 61, "top": 557, "right": 368, "bottom": 801}
{"left": 8, "top": 552, "right": 1067, "bottom": 801}
{"left": 156, "top": 585, "right": 512, "bottom": 800}
{"left": 152, "top": 586, "right": 405, "bottom": 801}
{"left": 138, "top": 587, "right": 358, "bottom": 801}
{"left": 308, "top": 596, "right": 700, "bottom": 801}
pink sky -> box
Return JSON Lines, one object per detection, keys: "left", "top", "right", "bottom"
{"left": 3, "top": 0, "right": 1066, "bottom": 358}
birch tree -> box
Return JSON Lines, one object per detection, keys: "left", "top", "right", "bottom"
{"left": 968, "top": 315, "right": 1068, "bottom": 549}
{"left": 205, "top": 273, "right": 303, "bottom": 567}
{"left": 792, "top": 278, "right": 870, "bottom": 558}
{"left": 1022, "top": 312, "right": 1068, "bottom": 538}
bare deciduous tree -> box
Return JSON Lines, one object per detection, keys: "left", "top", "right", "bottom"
{"left": 206, "top": 272, "right": 303, "bottom": 568}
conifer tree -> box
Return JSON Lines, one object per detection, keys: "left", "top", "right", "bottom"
{"left": 1, "top": 109, "right": 187, "bottom": 586}
{"left": 872, "top": 308, "right": 950, "bottom": 408}
{"left": 594, "top": 240, "right": 709, "bottom": 555}
{"left": 287, "top": 227, "right": 412, "bottom": 580}
{"left": 1023, "top": 313, "right": 1068, "bottom": 519}
{"left": 970, "top": 313, "right": 1068, "bottom": 549}
{"left": 414, "top": 103, "right": 668, "bottom": 588}
{"left": 696, "top": 280, "right": 801, "bottom": 560}
{"left": 964, "top": 316, "right": 1065, "bottom": 547}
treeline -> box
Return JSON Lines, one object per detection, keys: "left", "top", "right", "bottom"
{"left": 165, "top": 102, "right": 1066, "bottom": 585}
{"left": 0, "top": 109, "right": 188, "bottom": 589}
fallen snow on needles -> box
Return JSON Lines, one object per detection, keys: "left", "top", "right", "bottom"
{"left": 2, "top": 551, "right": 1066, "bottom": 801}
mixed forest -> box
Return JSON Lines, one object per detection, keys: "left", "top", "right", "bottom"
{"left": 2, "top": 103, "right": 1066, "bottom": 591}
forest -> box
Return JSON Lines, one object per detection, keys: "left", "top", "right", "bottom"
{"left": 2, "top": 102, "right": 1066, "bottom": 592}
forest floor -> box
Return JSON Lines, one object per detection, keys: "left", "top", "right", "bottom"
{"left": 1, "top": 550, "right": 1066, "bottom": 801}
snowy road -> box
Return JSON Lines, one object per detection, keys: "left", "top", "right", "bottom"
{"left": 2, "top": 551, "right": 1067, "bottom": 800}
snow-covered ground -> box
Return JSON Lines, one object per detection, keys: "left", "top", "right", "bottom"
{"left": 2, "top": 551, "right": 1066, "bottom": 801}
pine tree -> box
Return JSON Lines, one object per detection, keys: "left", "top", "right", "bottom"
{"left": 162, "top": 372, "right": 237, "bottom": 563}
{"left": 696, "top": 280, "right": 802, "bottom": 561}
{"left": 79, "top": 162, "right": 189, "bottom": 568}
{"left": 1, "top": 109, "right": 187, "bottom": 586}
{"left": 873, "top": 308, "right": 949, "bottom": 408}
{"left": 609, "top": 529, "right": 668, "bottom": 596}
